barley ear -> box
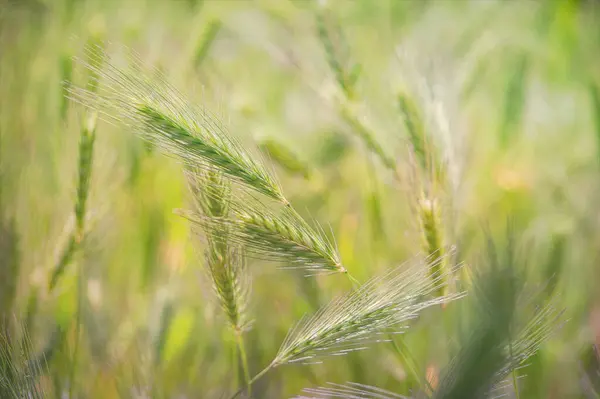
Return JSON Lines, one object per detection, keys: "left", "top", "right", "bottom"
{"left": 315, "top": 7, "right": 357, "bottom": 99}
{"left": 272, "top": 254, "right": 462, "bottom": 366}
{"left": 257, "top": 136, "right": 312, "bottom": 179}
{"left": 179, "top": 201, "right": 345, "bottom": 275}
{"left": 193, "top": 19, "right": 222, "bottom": 69}
{"left": 69, "top": 47, "right": 288, "bottom": 204}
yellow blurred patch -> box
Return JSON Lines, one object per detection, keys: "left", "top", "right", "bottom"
{"left": 163, "top": 307, "right": 195, "bottom": 365}
{"left": 493, "top": 162, "right": 532, "bottom": 192}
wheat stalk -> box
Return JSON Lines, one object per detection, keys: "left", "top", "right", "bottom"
{"left": 69, "top": 46, "right": 288, "bottom": 204}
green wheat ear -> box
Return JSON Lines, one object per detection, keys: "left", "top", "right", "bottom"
{"left": 417, "top": 195, "right": 447, "bottom": 297}
{"left": 231, "top": 254, "right": 462, "bottom": 396}
{"left": 315, "top": 6, "right": 396, "bottom": 172}
{"left": 257, "top": 136, "right": 312, "bottom": 179}
{"left": 178, "top": 198, "right": 345, "bottom": 275}
{"left": 69, "top": 46, "right": 288, "bottom": 205}
{"left": 187, "top": 169, "right": 251, "bottom": 333}
{"left": 49, "top": 110, "right": 97, "bottom": 291}
{"left": 273, "top": 255, "right": 461, "bottom": 366}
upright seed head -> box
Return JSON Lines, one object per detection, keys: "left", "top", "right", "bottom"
{"left": 418, "top": 194, "right": 446, "bottom": 297}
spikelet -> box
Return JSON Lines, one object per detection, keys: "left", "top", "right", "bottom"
{"left": 257, "top": 136, "right": 312, "bottom": 179}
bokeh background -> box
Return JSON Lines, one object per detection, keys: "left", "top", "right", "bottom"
{"left": 2, "top": 0, "right": 600, "bottom": 397}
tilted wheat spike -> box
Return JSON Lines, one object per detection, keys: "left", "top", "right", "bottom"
{"left": 273, "top": 255, "right": 460, "bottom": 366}
{"left": 0, "top": 322, "right": 48, "bottom": 399}
{"left": 178, "top": 197, "right": 345, "bottom": 275}
{"left": 69, "top": 46, "right": 287, "bottom": 204}
{"left": 295, "top": 245, "right": 563, "bottom": 399}
{"left": 228, "top": 254, "right": 463, "bottom": 398}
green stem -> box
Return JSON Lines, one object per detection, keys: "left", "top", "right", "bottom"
{"left": 347, "top": 272, "right": 360, "bottom": 290}
{"left": 230, "top": 362, "right": 275, "bottom": 399}
{"left": 388, "top": 334, "right": 434, "bottom": 394}
{"left": 236, "top": 332, "right": 251, "bottom": 395}
{"left": 68, "top": 244, "right": 84, "bottom": 398}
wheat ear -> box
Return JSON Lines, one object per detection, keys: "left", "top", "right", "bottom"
{"left": 0, "top": 324, "right": 47, "bottom": 399}
{"left": 187, "top": 169, "right": 253, "bottom": 393}
{"left": 69, "top": 46, "right": 288, "bottom": 204}
{"left": 417, "top": 195, "right": 447, "bottom": 297}
{"left": 49, "top": 111, "right": 97, "bottom": 290}
{"left": 229, "top": 255, "right": 462, "bottom": 398}
{"left": 315, "top": 7, "right": 395, "bottom": 172}
{"left": 188, "top": 170, "right": 251, "bottom": 333}
{"left": 179, "top": 197, "right": 345, "bottom": 275}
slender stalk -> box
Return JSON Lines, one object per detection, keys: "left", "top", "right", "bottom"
{"left": 388, "top": 334, "right": 434, "bottom": 395}
{"left": 68, "top": 256, "right": 84, "bottom": 399}
{"left": 315, "top": 6, "right": 395, "bottom": 172}
{"left": 347, "top": 272, "right": 360, "bottom": 289}
{"left": 230, "top": 362, "right": 275, "bottom": 399}
{"left": 236, "top": 332, "right": 251, "bottom": 395}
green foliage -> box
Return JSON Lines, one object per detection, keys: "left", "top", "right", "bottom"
{"left": 0, "top": 0, "right": 598, "bottom": 398}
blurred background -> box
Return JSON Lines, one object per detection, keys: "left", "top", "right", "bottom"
{"left": 2, "top": 0, "right": 600, "bottom": 397}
